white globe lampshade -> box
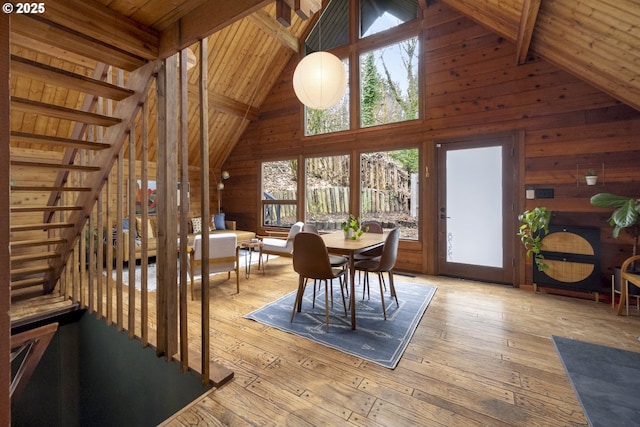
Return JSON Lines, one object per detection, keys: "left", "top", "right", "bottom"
{"left": 293, "top": 51, "right": 347, "bottom": 110}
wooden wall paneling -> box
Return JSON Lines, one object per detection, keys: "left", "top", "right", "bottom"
{"left": 223, "top": 3, "right": 640, "bottom": 281}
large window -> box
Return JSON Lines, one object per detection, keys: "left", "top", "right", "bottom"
{"left": 360, "top": 37, "right": 419, "bottom": 128}
{"left": 305, "top": 155, "right": 350, "bottom": 231}
{"left": 302, "top": 0, "right": 420, "bottom": 136}
{"left": 360, "top": 149, "right": 419, "bottom": 239}
{"left": 261, "top": 160, "right": 298, "bottom": 227}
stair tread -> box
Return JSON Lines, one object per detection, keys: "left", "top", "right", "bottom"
{"left": 11, "top": 222, "right": 74, "bottom": 231}
{"left": 11, "top": 238, "right": 67, "bottom": 248}
{"left": 11, "top": 131, "right": 111, "bottom": 150}
{"left": 11, "top": 265, "right": 52, "bottom": 277}
{"left": 11, "top": 96, "right": 122, "bottom": 127}
{"left": 11, "top": 186, "right": 92, "bottom": 192}
{"left": 11, "top": 159, "right": 101, "bottom": 171}
{"left": 11, "top": 205, "right": 83, "bottom": 212}
{"left": 11, "top": 252, "right": 59, "bottom": 263}
{"left": 11, "top": 277, "right": 47, "bottom": 290}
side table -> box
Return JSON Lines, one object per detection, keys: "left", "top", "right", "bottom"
{"left": 239, "top": 240, "right": 263, "bottom": 278}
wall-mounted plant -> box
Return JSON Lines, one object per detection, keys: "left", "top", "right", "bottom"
{"left": 517, "top": 207, "right": 551, "bottom": 271}
{"left": 585, "top": 169, "right": 598, "bottom": 186}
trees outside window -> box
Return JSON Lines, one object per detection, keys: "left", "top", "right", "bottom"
{"left": 305, "top": 155, "right": 350, "bottom": 231}
{"left": 360, "top": 149, "right": 419, "bottom": 239}
{"left": 360, "top": 37, "right": 419, "bottom": 128}
{"left": 261, "top": 149, "right": 419, "bottom": 239}
{"left": 302, "top": 0, "right": 420, "bottom": 136}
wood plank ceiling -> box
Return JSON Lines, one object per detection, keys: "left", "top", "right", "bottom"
{"left": 9, "top": 0, "right": 640, "bottom": 168}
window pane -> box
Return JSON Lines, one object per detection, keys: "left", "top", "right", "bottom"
{"left": 262, "top": 160, "right": 298, "bottom": 227}
{"left": 263, "top": 203, "right": 297, "bottom": 227}
{"left": 360, "top": 149, "right": 419, "bottom": 239}
{"left": 360, "top": 37, "right": 419, "bottom": 128}
{"left": 305, "top": 0, "right": 349, "bottom": 53}
{"left": 305, "top": 155, "right": 350, "bottom": 231}
{"left": 304, "top": 58, "right": 350, "bottom": 136}
{"left": 360, "top": 0, "right": 419, "bottom": 38}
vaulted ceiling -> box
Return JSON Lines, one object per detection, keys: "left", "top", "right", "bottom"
{"left": 8, "top": 0, "right": 640, "bottom": 169}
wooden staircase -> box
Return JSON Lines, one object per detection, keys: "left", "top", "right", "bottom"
{"left": 9, "top": 6, "right": 160, "bottom": 302}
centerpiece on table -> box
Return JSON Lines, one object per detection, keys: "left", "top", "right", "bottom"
{"left": 341, "top": 214, "right": 368, "bottom": 240}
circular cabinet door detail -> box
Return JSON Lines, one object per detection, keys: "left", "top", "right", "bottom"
{"left": 533, "top": 226, "right": 600, "bottom": 293}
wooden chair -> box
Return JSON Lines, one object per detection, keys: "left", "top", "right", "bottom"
{"left": 258, "top": 221, "right": 304, "bottom": 271}
{"left": 616, "top": 254, "right": 640, "bottom": 315}
{"left": 354, "top": 228, "right": 400, "bottom": 320}
{"left": 291, "top": 232, "right": 347, "bottom": 331}
{"left": 302, "top": 223, "right": 349, "bottom": 296}
{"left": 188, "top": 234, "right": 239, "bottom": 299}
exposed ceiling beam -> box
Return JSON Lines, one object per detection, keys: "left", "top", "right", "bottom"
{"left": 39, "top": 0, "right": 158, "bottom": 60}
{"left": 249, "top": 9, "right": 300, "bottom": 52}
{"left": 211, "top": 93, "right": 259, "bottom": 121}
{"left": 276, "top": 0, "right": 292, "bottom": 27}
{"left": 516, "top": 0, "right": 542, "bottom": 65}
{"left": 158, "top": 0, "right": 272, "bottom": 59}
{"left": 285, "top": 0, "right": 321, "bottom": 19}
{"left": 188, "top": 87, "right": 258, "bottom": 121}
{"left": 11, "top": 15, "right": 147, "bottom": 71}
{"left": 10, "top": 32, "right": 97, "bottom": 70}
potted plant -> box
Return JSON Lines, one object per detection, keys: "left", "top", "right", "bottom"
{"left": 341, "top": 214, "right": 367, "bottom": 240}
{"left": 517, "top": 207, "right": 551, "bottom": 271}
{"left": 585, "top": 169, "right": 599, "bottom": 186}
{"left": 590, "top": 193, "right": 640, "bottom": 256}
{"left": 590, "top": 193, "right": 640, "bottom": 298}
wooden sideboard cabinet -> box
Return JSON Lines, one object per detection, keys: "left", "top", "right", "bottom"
{"left": 533, "top": 225, "right": 601, "bottom": 299}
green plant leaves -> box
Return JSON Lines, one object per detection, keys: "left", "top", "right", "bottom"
{"left": 517, "top": 207, "right": 551, "bottom": 271}
{"left": 590, "top": 193, "right": 640, "bottom": 242}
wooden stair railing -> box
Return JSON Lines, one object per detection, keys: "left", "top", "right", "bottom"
{"left": 10, "top": 57, "right": 161, "bottom": 296}
{"left": 44, "top": 60, "right": 161, "bottom": 293}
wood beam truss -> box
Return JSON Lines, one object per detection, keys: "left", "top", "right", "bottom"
{"left": 516, "top": 0, "right": 542, "bottom": 65}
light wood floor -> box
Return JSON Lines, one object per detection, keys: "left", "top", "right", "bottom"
{"left": 155, "top": 256, "right": 640, "bottom": 427}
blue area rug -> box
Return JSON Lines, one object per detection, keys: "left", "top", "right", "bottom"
{"left": 552, "top": 336, "right": 640, "bottom": 427}
{"left": 245, "top": 279, "right": 437, "bottom": 369}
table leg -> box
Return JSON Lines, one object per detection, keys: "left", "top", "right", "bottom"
{"left": 245, "top": 248, "right": 251, "bottom": 279}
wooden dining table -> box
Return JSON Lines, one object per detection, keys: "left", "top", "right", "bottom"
{"left": 321, "top": 230, "right": 387, "bottom": 330}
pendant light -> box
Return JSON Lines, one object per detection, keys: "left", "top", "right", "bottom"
{"left": 293, "top": 51, "right": 346, "bottom": 109}
{"left": 292, "top": 2, "right": 347, "bottom": 110}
